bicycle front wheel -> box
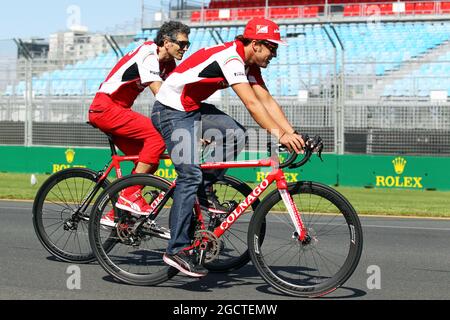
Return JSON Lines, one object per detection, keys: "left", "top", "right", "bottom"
{"left": 32, "top": 168, "right": 110, "bottom": 263}
{"left": 248, "top": 181, "right": 363, "bottom": 298}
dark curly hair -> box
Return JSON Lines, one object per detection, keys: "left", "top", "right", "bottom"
{"left": 235, "top": 35, "right": 252, "bottom": 46}
{"left": 154, "top": 21, "right": 191, "bottom": 46}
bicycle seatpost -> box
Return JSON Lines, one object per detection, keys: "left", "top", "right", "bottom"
{"left": 107, "top": 135, "right": 118, "bottom": 157}
{"left": 87, "top": 121, "right": 118, "bottom": 157}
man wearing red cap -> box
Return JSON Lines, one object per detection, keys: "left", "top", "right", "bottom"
{"left": 151, "top": 18, "right": 305, "bottom": 277}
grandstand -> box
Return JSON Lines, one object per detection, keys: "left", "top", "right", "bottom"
{"left": 4, "top": 20, "right": 450, "bottom": 98}
{"left": 1, "top": 0, "right": 450, "bottom": 155}
{"left": 192, "top": 0, "right": 450, "bottom": 21}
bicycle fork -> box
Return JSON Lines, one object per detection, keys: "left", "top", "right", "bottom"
{"left": 276, "top": 176, "right": 308, "bottom": 242}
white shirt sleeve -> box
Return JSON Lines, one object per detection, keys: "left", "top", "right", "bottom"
{"left": 138, "top": 48, "right": 162, "bottom": 84}
{"left": 219, "top": 50, "right": 249, "bottom": 86}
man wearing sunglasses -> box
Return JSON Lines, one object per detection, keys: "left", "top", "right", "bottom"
{"left": 88, "top": 21, "right": 190, "bottom": 226}
{"left": 151, "top": 18, "right": 305, "bottom": 277}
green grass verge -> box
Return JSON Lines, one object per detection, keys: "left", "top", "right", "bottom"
{"left": 0, "top": 173, "right": 51, "bottom": 200}
{"left": 1, "top": 172, "right": 450, "bottom": 218}
{"left": 334, "top": 186, "right": 450, "bottom": 218}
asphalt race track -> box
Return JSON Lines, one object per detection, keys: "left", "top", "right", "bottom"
{"left": 1, "top": 200, "right": 449, "bottom": 300}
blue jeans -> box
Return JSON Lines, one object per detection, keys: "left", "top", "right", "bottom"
{"left": 151, "top": 101, "right": 246, "bottom": 255}
{"left": 199, "top": 103, "right": 247, "bottom": 194}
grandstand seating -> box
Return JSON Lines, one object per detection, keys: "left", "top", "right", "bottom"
{"left": 383, "top": 52, "right": 450, "bottom": 97}
{"left": 343, "top": 5, "right": 361, "bottom": 17}
{"left": 191, "top": 1, "right": 448, "bottom": 22}
{"left": 442, "top": 1, "right": 450, "bottom": 13}
{"left": 207, "top": 0, "right": 441, "bottom": 8}
{"left": 3, "top": 21, "right": 450, "bottom": 98}
{"left": 208, "top": 0, "right": 400, "bottom": 8}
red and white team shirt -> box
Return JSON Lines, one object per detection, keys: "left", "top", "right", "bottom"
{"left": 98, "top": 41, "right": 176, "bottom": 107}
{"left": 156, "top": 40, "right": 265, "bottom": 112}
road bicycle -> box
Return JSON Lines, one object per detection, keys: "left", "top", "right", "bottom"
{"left": 33, "top": 131, "right": 257, "bottom": 266}
{"left": 88, "top": 136, "right": 363, "bottom": 298}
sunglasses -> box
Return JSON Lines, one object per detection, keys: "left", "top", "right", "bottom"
{"left": 260, "top": 41, "right": 278, "bottom": 55}
{"left": 171, "top": 39, "right": 191, "bottom": 49}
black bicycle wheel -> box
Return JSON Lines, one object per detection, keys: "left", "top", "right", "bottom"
{"left": 89, "top": 174, "right": 178, "bottom": 286}
{"left": 248, "top": 181, "right": 363, "bottom": 298}
{"left": 203, "top": 175, "right": 262, "bottom": 273}
{"left": 32, "top": 168, "right": 110, "bottom": 263}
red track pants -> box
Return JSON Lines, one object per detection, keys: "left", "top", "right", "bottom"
{"left": 89, "top": 93, "right": 166, "bottom": 166}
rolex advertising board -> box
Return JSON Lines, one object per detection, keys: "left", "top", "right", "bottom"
{"left": 1, "top": 146, "right": 449, "bottom": 190}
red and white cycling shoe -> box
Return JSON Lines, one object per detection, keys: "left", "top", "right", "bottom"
{"left": 100, "top": 210, "right": 116, "bottom": 227}
{"left": 115, "top": 188, "right": 151, "bottom": 217}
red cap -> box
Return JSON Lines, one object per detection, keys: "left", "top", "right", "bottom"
{"left": 243, "top": 18, "right": 287, "bottom": 45}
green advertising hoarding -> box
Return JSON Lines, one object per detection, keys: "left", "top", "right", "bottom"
{"left": 339, "top": 154, "right": 450, "bottom": 190}
{"left": 1, "top": 146, "right": 449, "bottom": 190}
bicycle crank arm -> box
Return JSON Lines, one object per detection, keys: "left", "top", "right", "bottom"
{"left": 139, "top": 223, "right": 171, "bottom": 240}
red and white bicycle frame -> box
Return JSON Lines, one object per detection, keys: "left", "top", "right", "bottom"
{"left": 97, "top": 153, "right": 171, "bottom": 181}
{"left": 147, "top": 157, "right": 308, "bottom": 242}
{"left": 201, "top": 158, "right": 307, "bottom": 241}
{"left": 93, "top": 155, "right": 139, "bottom": 182}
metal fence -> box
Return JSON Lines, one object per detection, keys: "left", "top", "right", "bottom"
{"left": 1, "top": 32, "right": 450, "bottom": 156}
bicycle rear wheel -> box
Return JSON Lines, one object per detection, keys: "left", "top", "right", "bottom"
{"left": 203, "top": 176, "right": 262, "bottom": 273}
{"left": 32, "top": 168, "right": 110, "bottom": 263}
{"left": 89, "top": 174, "right": 178, "bottom": 286}
{"left": 248, "top": 181, "right": 363, "bottom": 298}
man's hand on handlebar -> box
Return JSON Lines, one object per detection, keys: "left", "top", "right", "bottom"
{"left": 279, "top": 132, "right": 305, "bottom": 154}
{"left": 303, "top": 134, "right": 324, "bottom": 161}
{"left": 304, "top": 135, "right": 323, "bottom": 152}
{"left": 277, "top": 133, "right": 324, "bottom": 168}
